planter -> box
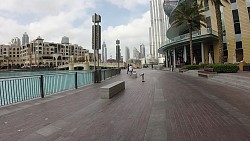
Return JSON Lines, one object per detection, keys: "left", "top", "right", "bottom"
{"left": 243, "top": 66, "right": 250, "bottom": 71}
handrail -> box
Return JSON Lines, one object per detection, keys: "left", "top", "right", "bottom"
{"left": 0, "top": 69, "right": 121, "bottom": 106}
{"left": 160, "top": 28, "right": 218, "bottom": 47}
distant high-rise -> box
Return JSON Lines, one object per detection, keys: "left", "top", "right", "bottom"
{"left": 61, "top": 36, "right": 70, "bottom": 44}
{"left": 22, "top": 32, "right": 29, "bottom": 45}
{"left": 133, "top": 47, "right": 140, "bottom": 59}
{"left": 140, "top": 44, "right": 145, "bottom": 58}
{"left": 11, "top": 37, "right": 21, "bottom": 46}
{"left": 125, "top": 46, "right": 130, "bottom": 62}
{"left": 149, "top": 0, "right": 169, "bottom": 58}
{"left": 102, "top": 42, "right": 107, "bottom": 62}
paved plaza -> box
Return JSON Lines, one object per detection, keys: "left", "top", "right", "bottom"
{"left": 0, "top": 69, "right": 250, "bottom": 141}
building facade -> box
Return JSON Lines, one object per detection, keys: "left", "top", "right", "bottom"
{"left": 125, "top": 46, "right": 130, "bottom": 62}
{"left": 22, "top": 32, "right": 29, "bottom": 45}
{"left": 149, "top": 0, "right": 169, "bottom": 58}
{"left": 11, "top": 37, "right": 21, "bottom": 47}
{"left": 102, "top": 42, "right": 107, "bottom": 62}
{"left": 61, "top": 36, "right": 70, "bottom": 44}
{"left": 159, "top": 0, "right": 250, "bottom": 67}
{"left": 133, "top": 47, "right": 140, "bottom": 59}
{"left": 140, "top": 44, "right": 146, "bottom": 58}
{"left": 0, "top": 36, "right": 91, "bottom": 69}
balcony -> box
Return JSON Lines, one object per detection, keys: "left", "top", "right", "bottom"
{"left": 158, "top": 28, "right": 218, "bottom": 54}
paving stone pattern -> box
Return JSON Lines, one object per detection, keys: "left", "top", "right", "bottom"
{"left": 0, "top": 69, "right": 250, "bottom": 141}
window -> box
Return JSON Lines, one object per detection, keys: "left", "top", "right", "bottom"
{"left": 17, "top": 55, "right": 19, "bottom": 57}
{"left": 236, "top": 41, "right": 242, "bottom": 49}
{"left": 204, "top": 0, "right": 209, "bottom": 10}
{"left": 234, "top": 22, "right": 241, "bottom": 34}
{"left": 232, "top": 10, "right": 239, "bottom": 22}
{"left": 206, "top": 17, "right": 211, "bottom": 28}
{"left": 230, "top": 0, "right": 236, "bottom": 3}
{"left": 223, "top": 43, "right": 227, "bottom": 50}
{"left": 248, "top": 7, "right": 250, "bottom": 20}
{"left": 236, "top": 49, "right": 243, "bottom": 62}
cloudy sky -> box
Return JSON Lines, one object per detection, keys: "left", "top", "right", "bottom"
{"left": 0, "top": 0, "right": 150, "bottom": 59}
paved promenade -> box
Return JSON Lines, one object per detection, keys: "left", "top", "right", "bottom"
{"left": 0, "top": 69, "right": 250, "bottom": 141}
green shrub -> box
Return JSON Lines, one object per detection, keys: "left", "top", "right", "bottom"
{"left": 206, "top": 64, "right": 239, "bottom": 73}
{"left": 244, "top": 63, "right": 250, "bottom": 66}
{"left": 200, "top": 64, "right": 208, "bottom": 68}
{"left": 185, "top": 65, "right": 202, "bottom": 70}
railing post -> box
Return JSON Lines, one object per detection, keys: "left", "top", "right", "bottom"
{"left": 75, "top": 72, "right": 78, "bottom": 89}
{"left": 104, "top": 70, "right": 106, "bottom": 80}
{"left": 40, "top": 75, "right": 44, "bottom": 98}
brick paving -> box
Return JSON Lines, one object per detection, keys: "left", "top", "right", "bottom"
{"left": 0, "top": 69, "right": 250, "bottom": 141}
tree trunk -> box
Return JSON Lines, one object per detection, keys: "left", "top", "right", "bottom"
{"left": 189, "top": 27, "right": 193, "bottom": 65}
{"left": 215, "top": 2, "right": 224, "bottom": 64}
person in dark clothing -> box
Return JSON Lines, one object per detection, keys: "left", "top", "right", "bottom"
{"left": 127, "top": 64, "right": 130, "bottom": 74}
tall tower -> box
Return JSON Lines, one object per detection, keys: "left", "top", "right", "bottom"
{"left": 102, "top": 42, "right": 107, "bottom": 62}
{"left": 133, "top": 47, "right": 140, "bottom": 59}
{"left": 149, "top": 0, "right": 169, "bottom": 58}
{"left": 140, "top": 44, "right": 145, "bottom": 58}
{"left": 22, "top": 32, "right": 29, "bottom": 45}
{"left": 61, "top": 36, "right": 70, "bottom": 44}
{"left": 125, "top": 46, "right": 130, "bottom": 62}
{"left": 11, "top": 37, "right": 21, "bottom": 46}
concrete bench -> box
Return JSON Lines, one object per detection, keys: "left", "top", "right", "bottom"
{"left": 100, "top": 81, "right": 125, "bottom": 99}
{"left": 204, "top": 68, "right": 214, "bottom": 72}
{"left": 198, "top": 68, "right": 217, "bottom": 78}
{"left": 179, "top": 68, "right": 188, "bottom": 73}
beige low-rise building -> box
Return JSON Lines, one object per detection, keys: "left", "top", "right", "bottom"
{"left": 0, "top": 36, "right": 97, "bottom": 69}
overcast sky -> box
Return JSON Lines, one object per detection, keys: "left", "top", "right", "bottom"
{"left": 0, "top": 0, "right": 150, "bottom": 59}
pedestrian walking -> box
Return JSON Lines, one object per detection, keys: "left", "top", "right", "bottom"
{"left": 127, "top": 64, "right": 130, "bottom": 74}
{"left": 129, "top": 65, "right": 133, "bottom": 76}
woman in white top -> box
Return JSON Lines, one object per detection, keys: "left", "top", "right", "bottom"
{"left": 129, "top": 65, "right": 133, "bottom": 75}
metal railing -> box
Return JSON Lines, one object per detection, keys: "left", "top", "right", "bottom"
{"left": 160, "top": 28, "right": 218, "bottom": 47}
{"left": 0, "top": 69, "right": 120, "bottom": 106}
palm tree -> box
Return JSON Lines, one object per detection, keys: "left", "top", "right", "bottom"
{"left": 200, "top": 0, "right": 229, "bottom": 64}
{"left": 172, "top": 1, "right": 206, "bottom": 65}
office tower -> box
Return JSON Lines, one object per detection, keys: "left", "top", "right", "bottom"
{"left": 11, "top": 37, "right": 21, "bottom": 46}
{"left": 102, "top": 42, "right": 107, "bottom": 62}
{"left": 22, "top": 32, "right": 29, "bottom": 45}
{"left": 133, "top": 47, "right": 140, "bottom": 59}
{"left": 125, "top": 46, "right": 130, "bottom": 62}
{"left": 61, "top": 36, "right": 70, "bottom": 44}
{"left": 140, "top": 44, "right": 146, "bottom": 58}
{"left": 149, "top": 0, "right": 169, "bottom": 58}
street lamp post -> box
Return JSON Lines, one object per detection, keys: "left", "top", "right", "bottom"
{"left": 92, "top": 13, "right": 101, "bottom": 83}
{"left": 116, "top": 39, "right": 120, "bottom": 68}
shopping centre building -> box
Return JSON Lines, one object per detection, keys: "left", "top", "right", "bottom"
{"left": 159, "top": 0, "right": 250, "bottom": 67}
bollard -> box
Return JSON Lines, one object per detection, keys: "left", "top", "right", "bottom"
{"left": 171, "top": 65, "right": 173, "bottom": 72}
{"left": 139, "top": 73, "right": 145, "bottom": 82}
{"left": 40, "top": 75, "right": 44, "bottom": 98}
